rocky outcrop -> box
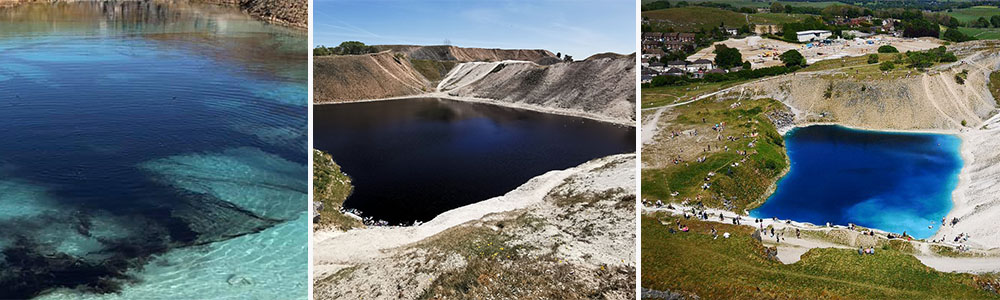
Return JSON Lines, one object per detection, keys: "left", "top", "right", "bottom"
{"left": 313, "top": 46, "right": 636, "bottom": 124}
{"left": 192, "top": 0, "right": 307, "bottom": 28}
{"left": 313, "top": 154, "right": 636, "bottom": 299}
{"left": 739, "top": 43, "right": 1000, "bottom": 130}
{"left": 376, "top": 45, "right": 556, "bottom": 64}
{"left": 239, "top": 0, "right": 306, "bottom": 29}
{"left": 440, "top": 53, "right": 637, "bottom": 124}
{"left": 313, "top": 52, "right": 430, "bottom": 102}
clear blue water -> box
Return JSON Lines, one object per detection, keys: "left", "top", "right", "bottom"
{"left": 314, "top": 98, "right": 635, "bottom": 225}
{"left": 751, "top": 125, "right": 962, "bottom": 239}
{"left": 0, "top": 2, "right": 306, "bottom": 298}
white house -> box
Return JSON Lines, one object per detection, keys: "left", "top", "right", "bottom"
{"left": 688, "top": 59, "right": 714, "bottom": 72}
{"left": 796, "top": 30, "right": 832, "bottom": 42}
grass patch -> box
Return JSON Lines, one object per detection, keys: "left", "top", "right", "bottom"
{"left": 641, "top": 214, "right": 1000, "bottom": 299}
{"left": 748, "top": 13, "right": 812, "bottom": 25}
{"left": 958, "top": 27, "right": 1000, "bottom": 40}
{"left": 641, "top": 80, "right": 749, "bottom": 109}
{"left": 947, "top": 6, "right": 1000, "bottom": 23}
{"left": 800, "top": 53, "right": 913, "bottom": 79}
{"left": 642, "top": 0, "right": 845, "bottom": 9}
{"left": 642, "top": 7, "right": 747, "bottom": 32}
{"left": 641, "top": 97, "right": 788, "bottom": 212}
{"left": 410, "top": 59, "right": 458, "bottom": 83}
{"left": 313, "top": 149, "right": 362, "bottom": 230}
{"left": 417, "top": 217, "right": 632, "bottom": 299}
{"left": 990, "top": 71, "right": 1000, "bottom": 105}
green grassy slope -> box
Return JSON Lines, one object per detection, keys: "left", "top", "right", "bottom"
{"left": 641, "top": 98, "right": 789, "bottom": 212}
{"left": 410, "top": 59, "right": 458, "bottom": 83}
{"left": 641, "top": 214, "right": 1000, "bottom": 299}
{"left": 947, "top": 6, "right": 1000, "bottom": 23}
{"left": 643, "top": 7, "right": 748, "bottom": 32}
{"left": 313, "top": 149, "right": 362, "bottom": 230}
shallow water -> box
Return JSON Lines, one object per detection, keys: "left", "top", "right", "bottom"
{"left": 0, "top": 2, "right": 306, "bottom": 298}
{"left": 750, "top": 125, "right": 962, "bottom": 239}
{"left": 314, "top": 98, "right": 635, "bottom": 225}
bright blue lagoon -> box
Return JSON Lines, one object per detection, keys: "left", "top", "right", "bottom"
{"left": 751, "top": 125, "right": 962, "bottom": 239}
{"left": 0, "top": 2, "right": 306, "bottom": 298}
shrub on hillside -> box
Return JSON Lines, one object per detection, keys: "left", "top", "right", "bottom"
{"left": 880, "top": 61, "right": 895, "bottom": 71}
{"left": 902, "top": 18, "right": 939, "bottom": 38}
{"left": 779, "top": 50, "right": 806, "bottom": 67}
{"left": 943, "top": 28, "right": 973, "bottom": 43}
{"left": 878, "top": 45, "right": 899, "bottom": 53}
{"left": 867, "top": 54, "right": 879, "bottom": 64}
{"left": 314, "top": 41, "right": 378, "bottom": 56}
{"left": 713, "top": 45, "right": 743, "bottom": 69}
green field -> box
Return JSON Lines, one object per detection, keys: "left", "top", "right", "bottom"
{"left": 641, "top": 214, "right": 1000, "bottom": 299}
{"left": 642, "top": 0, "right": 846, "bottom": 9}
{"left": 643, "top": 7, "right": 749, "bottom": 32}
{"left": 947, "top": 5, "right": 1000, "bottom": 23}
{"left": 748, "top": 12, "right": 813, "bottom": 24}
{"left": 643, "top": 6, "right": 816, "bottom": 32}
{"left": 641, "top": 80, "right": 750, "bottom": 109}
{"left": 958, "top": 26, "right": 1000, "bottom": 39}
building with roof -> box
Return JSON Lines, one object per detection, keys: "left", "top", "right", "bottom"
{"left": 796, "top": 30, "right": 831, "bottom": 42}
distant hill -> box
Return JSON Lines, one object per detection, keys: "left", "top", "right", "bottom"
{"left": 643, "top": 6, "right": 812, "bottom": 32}
{"left": 374, "top": 45, "right": 556, "bottom": 64}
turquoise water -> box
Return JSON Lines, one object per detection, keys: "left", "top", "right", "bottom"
{"left": 0, "top": 2, "right": 306, "bottom": 298}
{"left": 751, "top": 125, "right": 963, "bottom": 239}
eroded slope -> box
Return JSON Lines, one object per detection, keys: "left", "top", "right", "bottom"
{"left": 440, "top": 53, "right": 637, "bottom": 124}
{"left": 313, "top": 52, "right": 431, "bottom": 102}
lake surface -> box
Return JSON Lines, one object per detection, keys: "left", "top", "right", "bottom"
{"left": 0, "top": 2, "right": 306, "bottom": 298}
{"left": 751, "top": 125, "right": 962, "bottom": 239}
{"left": 314, "top": 98, "right": 635, "bottom": 225}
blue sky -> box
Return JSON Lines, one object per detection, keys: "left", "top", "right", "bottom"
{"left": 313, "top": 0, "right": 636, "bottom": 58}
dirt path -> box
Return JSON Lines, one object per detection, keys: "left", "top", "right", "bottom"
{"left": 641, "top": 107, "right": 667, "bottom": 145}
{"left": 313, "top": 154, "right": 633, "bottom": 280}
{"left": 922, "top": 73, "right": 965, "bottom": 127}
{"left": 935, "top": 72, "right": 982, "bottom": 126}
{"left": 915, "top": 256, "right": 1000, "bottom": 273}
{"left": 645, "top": 206, "right": 1000, "bottom": 273}
{"left": 369, "top": 54, "right": 424, "bottom": 91}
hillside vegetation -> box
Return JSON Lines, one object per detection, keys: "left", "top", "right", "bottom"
{"left": 641, "top": 214, "right": 1000, "bottom": 299}
{"left": 313, "top": 149, "right": 361, "bottom": 230}
{"left": 641, "top": 97, "right": 790, "bottom": 212}
{"left": 643, "top": 7, "right": 747, "bottom": 32}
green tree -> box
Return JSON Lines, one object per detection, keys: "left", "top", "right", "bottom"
{"left": 314, "top": 46, "right": 332, "bottom": 56}
{"left": 878, "top": 45, "right": 899, "bottom": 53}
{"left": 974, "top": 17, "right": 991, "bottom": 28}
{"left": 779, "top": 50, "right": 806, "bottom": 67}
{"left": 902, "top": 18, "right": 939, "bottom": 38}
{"left": 713, "top": 45, "right": 743, "bottom": 69}
{"left": 770, "top": 2, "right": 784, "bottom": 13}
{"left": 867, "top": 54, "right": 879, "bottom": 64}
{"left": 943, "top": 28, "right": 973, "bottom": 42}
{"left": 328, "top": 41, "right": 379, "bottom": 55}
{"left": 641, "top": 1, "right": 670, "bottom": 11}
{"left": 879, "top": 61, "right": 895, "bottom": 71}
{"left": 992, "top": 15, "right": 1000, "bottom": 28}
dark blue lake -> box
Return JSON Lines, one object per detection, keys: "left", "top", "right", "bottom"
{"left": 0, "top": 2, "right": 306, "bottom": 298}
{"left": 314, "top": 98, "right": 635, "bottom": 225}
{"left": 750, "top": 125, "right": 962, "bottom": 239}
